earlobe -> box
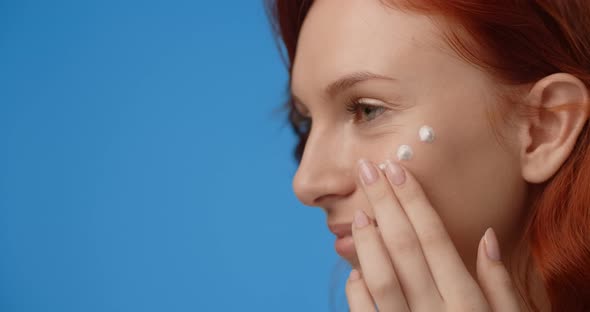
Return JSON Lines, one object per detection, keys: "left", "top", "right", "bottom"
{"left": 520, "top": 73, "right": 590, "bottom": 184}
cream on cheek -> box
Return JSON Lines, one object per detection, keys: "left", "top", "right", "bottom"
{"left": 377, "top": 125, "right": 436, "bottom": 169}
{"left": 397, "top": 144, "right": 414, "bottom": 161}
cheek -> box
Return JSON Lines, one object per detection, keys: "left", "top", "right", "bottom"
{"left": 405, "top": 120, "right": 526, "bottom": 269}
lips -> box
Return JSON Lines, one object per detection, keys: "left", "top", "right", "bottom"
{"left": 328, "top": 220, "right": 378, "bottom": 258}
{"left": 327, "top": 223, "right": 353, "bottom": 257}
{"left": 328, "top": 223, "right": 353, "bottom": 238}
{"left": 334, "top": 235, "right": 355, "bottom": 258}
{"left": 328, "top": 219, "right": 378, "bottom": 237}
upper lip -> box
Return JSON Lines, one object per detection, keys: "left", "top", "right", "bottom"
{"left": 328, "top": 223, "right": 353, "bottom": 238}
{"left": 328, "top": 219, "right": 379, "bottom": 238}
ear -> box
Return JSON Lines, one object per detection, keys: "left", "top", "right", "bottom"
{"left": 520, "top": 73, "right": 589, "bottom": 183}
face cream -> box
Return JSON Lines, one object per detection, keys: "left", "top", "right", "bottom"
{"left": 397, "top": 144, "right": 414, "bottom": 161}
{"left": 419, "top": 125, "right": 435, "bottom": 143}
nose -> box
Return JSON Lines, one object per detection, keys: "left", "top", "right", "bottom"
{"left": 292, "top": 127, "right": 356, "bottom": 208}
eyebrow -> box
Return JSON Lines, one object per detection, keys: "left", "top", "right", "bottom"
{"left": 291, "top": 71, "right": 397, "bottom": 104}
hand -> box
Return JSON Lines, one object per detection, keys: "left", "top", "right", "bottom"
{"left": 345, "top": 159, "right": 521, "bottom": 312}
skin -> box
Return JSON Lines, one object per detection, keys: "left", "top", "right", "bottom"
{"left": 289, "top": 0, "right": 590, "bottom": 310}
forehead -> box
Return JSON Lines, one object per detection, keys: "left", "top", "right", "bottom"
{"left": 291, "top": 0, "right": 445, "bottom": 95}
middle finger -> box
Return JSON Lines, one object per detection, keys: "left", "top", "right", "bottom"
{"left": 357, "top": 159, "right": 443, "bottom": 309}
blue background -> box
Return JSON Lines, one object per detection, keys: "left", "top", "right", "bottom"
{"left": 0, "top": 1, "right": 349, "bottom": 311}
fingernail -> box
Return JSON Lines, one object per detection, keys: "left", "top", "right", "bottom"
{"left": 385, "top": 160, "right": 406, "bottom": 185}
{"left": 354, "top": 209, "right": 369, "bottom": 228}
{"left": 484, "top": 227, "right": 501, "bottom": 261}
{"left": 358, "top": 159, "right": 378, "bottom": 185}
{"left": 349, "top": 269, "right": 361, "bottom": 281}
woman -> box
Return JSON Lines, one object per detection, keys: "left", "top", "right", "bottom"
{"left": 266, "top": 0, "right": 590, "bottom": 311}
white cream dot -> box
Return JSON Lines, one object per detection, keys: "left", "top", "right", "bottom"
{"left": 397, "top": 145, "right": 413, "bottom": 161}
{"left": 419, "top": 125, "right": 435, "bottom": 143}
{"left": 378, "top": 163, "right": 387, "bottom": 171}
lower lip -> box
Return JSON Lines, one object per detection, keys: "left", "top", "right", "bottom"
{"left": 334, "top": 235, "right": 355, "bottom": 258}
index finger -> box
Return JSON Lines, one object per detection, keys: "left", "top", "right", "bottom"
{"left": 383, "top": 160, "right": 481, "bottom": 300}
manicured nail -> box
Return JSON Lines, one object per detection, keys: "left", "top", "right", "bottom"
{"left": 484, "top": 227, "right": 501, "bottom": 261}
{"left": 349, "top": 269, "right": 361, "bottom": 281}
{"left": 354, "top": 209, "right": 369, "bottom": 228}
{"left": 385, "top": 160, "right": 406, "bottom": 185}
{"left": 358, "top": 159, "right": 378, "bottom": 185}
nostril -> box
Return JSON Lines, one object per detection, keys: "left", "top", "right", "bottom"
{"left": 314, "top": 193, "right": 339, "bottom": 206}
{"left": 292, "top": 159, "right": 356, "bottom": 208}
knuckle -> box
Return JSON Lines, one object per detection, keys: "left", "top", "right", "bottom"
{"left": 369, "top": 185, "right": 389, "bottom": 202}
{"left": 496, "top": 271, "right": 516, "bottom": 291}
{"left": 398, "top": 182, "right": 427, "bottom": 207}
{"left": 368, "top": 275, "right": 398, "bottom": 299}
{"left": 447, "top": 287, "right": 488, "bottom": 311}
{"left": 385, "top": 231, "right": 421, "bottom": 255}
{"left": 449, "top": 299, "right": 489, "bottom": 312}
{"left": 419, "top": 226, "right": 448, "bottom": 249}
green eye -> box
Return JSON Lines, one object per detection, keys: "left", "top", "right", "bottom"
{"left": 346, "top": 100, "right": 386, "bottom": 123}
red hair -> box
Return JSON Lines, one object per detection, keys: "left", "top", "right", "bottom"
{"left": 265, "top": 0, "right": 590, "bottom": 310}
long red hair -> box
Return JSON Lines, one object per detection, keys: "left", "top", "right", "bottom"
{"left": 265, "top": 0, "right": 590, "bottom": 310}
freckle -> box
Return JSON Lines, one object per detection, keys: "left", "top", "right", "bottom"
{"left": 419, "top": 125, "right": 435, "bottom": 143}
{"left": 397, "top": 145, "right": 413, "bottom": 161}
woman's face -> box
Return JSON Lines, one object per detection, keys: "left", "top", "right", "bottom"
{"left": 291, "top": 0, "right": 529, "bottom": 274}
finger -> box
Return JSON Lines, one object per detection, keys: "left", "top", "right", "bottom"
{"left": 357, "top": 159, "right": 442, "bottom": 309}
{"left": 383, "top": 160, "right": 479, "bottom": 299}
{"left": 352, "top": 208, "right": 410, "bottom": 312}
{"left": 476, "top": 228, "right": 521, "bottom": 312}
{"left": 346, "top": 269, "right": 377, "bottom": 312}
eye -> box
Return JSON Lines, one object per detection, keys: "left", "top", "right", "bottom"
{"left": 346, "top": 98, "right": 387, "bottom": 123}
{"left": 293, "top": 100, "right": 311, "bottom": 118}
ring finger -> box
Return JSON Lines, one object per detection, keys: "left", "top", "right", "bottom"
{"left": 352, "top": 208, "right": 410, "bottom": 312}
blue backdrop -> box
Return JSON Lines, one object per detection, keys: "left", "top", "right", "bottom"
{"left": 0, "top": 1, "right": 348, "bottom": 311}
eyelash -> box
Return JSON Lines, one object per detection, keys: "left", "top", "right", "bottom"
{"left": 345, "top": 99, "right": 387, "bottom": 123}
